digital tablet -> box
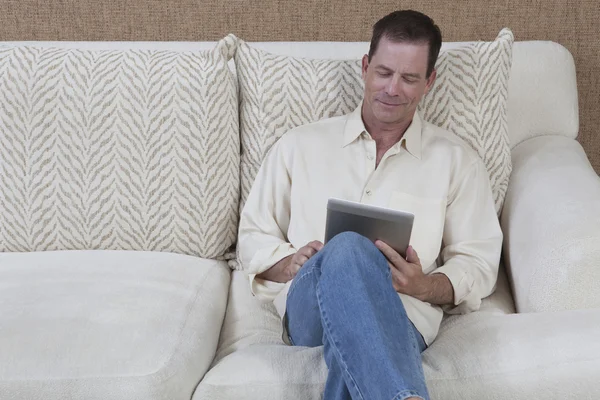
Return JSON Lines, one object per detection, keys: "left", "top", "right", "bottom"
{"left": 324, "top": 198, "right": 414, "bottom": 257}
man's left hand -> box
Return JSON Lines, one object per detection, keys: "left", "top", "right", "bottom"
{"left": 375, "top": 240, "right": 430, "bottom": 301}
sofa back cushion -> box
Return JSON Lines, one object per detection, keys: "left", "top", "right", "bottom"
{"left": 235, "top": 29, "right": 514, "bottom": 215}
{"left": 507, "top": 41, "right": 579, "bottom": 147}
{"left": 0, "top": 35, "right": 239, "bottom": 258}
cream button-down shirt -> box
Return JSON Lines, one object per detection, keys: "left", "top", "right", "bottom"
{"left": 238, "top": 104, "right": 503, "bottom": 345}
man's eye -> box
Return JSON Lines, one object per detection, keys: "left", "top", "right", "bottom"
{"left": 377, "top": 72, "right": 391, "bottom": 77}
{"left": 404, "top": 77, "right": 417, "bottom": 84}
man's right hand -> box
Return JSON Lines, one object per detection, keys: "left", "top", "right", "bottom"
{"left": 256, "top": 240, "right": 324, "bottom": 283}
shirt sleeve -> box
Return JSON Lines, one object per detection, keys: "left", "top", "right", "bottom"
{"left": 432, "top": 158, "right": 503, "bottom": 314}
{"left": 238, "top": 137, "right": 297, "bottom": 302}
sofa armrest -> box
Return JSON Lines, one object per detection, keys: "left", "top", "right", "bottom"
{"left": 501, "top": 135, "right": 600, "bottom": 313}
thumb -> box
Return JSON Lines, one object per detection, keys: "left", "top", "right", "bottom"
{"left": 406, "top": 245, "right": 420, "bottom": 264}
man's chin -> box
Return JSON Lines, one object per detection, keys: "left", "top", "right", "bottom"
{"left": 373, "top": 111, "right": 405, "bottom": 124}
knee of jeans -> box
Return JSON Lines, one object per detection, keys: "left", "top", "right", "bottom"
{"left": 327, "top": 231, "right": 374, "bottom": 252}
{"left": 321, "top": 231, "right": 383, "bottom": 276}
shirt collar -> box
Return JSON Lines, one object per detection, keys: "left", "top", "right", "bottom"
{"left": 341, "top": 102, "right": 422, "bottom": 160}
{"left": 401, "top": 111, "right": 422, "bottom": 160}
{"left": 341, "top": 104, "right": 366, "bottom": 147}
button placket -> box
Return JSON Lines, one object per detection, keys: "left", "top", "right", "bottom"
{"left": 365, "top": 137, "right": 376, "bottom": 174}
{"left": 361, "top": 137, "right": 378, "bottom": 203}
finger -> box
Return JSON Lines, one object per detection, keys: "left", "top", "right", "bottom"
{"left": 308, "top": 240, "right": 324, "bottom": 251}
{"left": 299, "top": 246, "right": 317, "bottom": 259}
{"left": 375, "top": 240, "right": 404, "bottom": 267}
{"left": 406, "top": 245, "right": 420, "bottom": 265}
{"left": 295, "top": 254, "right": 309, "bottom": 267}
{"left": 388, "top": 262, "right": 408, "bottom": 291}
{"left": 374, "top": 239, "right": 393, "bottom": 255}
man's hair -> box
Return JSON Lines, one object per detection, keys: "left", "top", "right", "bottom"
{"left": 368, "top": 10, "right": 442, "bottom": 78}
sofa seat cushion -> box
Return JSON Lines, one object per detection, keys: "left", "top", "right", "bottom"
{"left": 423, "top": 309, "right": 600, "bottom": 399}
{"left": 194, "top": 271, "right": 327, "bottom": 399}
{"left": 194, "top": 270, "right": 600, "bottom": 399}
{"left": 0, "top": 250, "right": 230, "bottom": 400}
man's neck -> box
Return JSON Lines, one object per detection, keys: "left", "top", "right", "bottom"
{"left": 362, "top": 113, "right": 413, "bottom": 152}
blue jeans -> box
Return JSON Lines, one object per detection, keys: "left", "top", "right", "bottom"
{"left": 285, "top": 232, "right": 430, "bottom": 400}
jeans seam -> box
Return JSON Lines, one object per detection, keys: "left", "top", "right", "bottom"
{"left": 383, "top": 265, "right": 424, "bottom": 356}
{"left": 404, "top": 316, "right": 428, "bottom": 400}
{"left": 286, "top": 266, "right": 320, "bottom": 347}
{"left": 317, "top": 283, "right": 365, "bottom": 400}
{"left": 407, "top": 320, "right": 420, "bottom": 357}
{"left": 383, "top": 256, "right": 428, "bottom": 400}
{"left": 283, "top": 313, "right": 295, "bottom": 346}
{"left": 287, "top": 267, "right": 317, "bottom": 299}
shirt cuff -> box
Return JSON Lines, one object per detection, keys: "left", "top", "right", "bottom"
{"left": 431, "top": 263, "right": 477, "bottom": 313}
{"left": 247, "top": 242, "right": 297, "bottom": 302}
{"left": 248, "top": 242, "right": 297, "bottom": 275}
{"left": 248, "top": 273, "right": 287, "bottom": 302}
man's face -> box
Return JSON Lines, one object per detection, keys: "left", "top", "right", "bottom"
{"left": 362, "top": 37, "right": 436, "bottom": 127}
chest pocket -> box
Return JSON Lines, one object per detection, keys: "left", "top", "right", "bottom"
{"left": 388, "top": 191, "right": 446, "bottom": 272}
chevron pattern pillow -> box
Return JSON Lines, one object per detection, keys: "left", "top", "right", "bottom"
{"left": 236, "top": 29, "right": 514, "bottom": 215}
{"left": 0, "top": 35, "right": 239, "bottom": 258}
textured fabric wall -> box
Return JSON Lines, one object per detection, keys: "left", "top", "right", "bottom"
{"left": 2, "top": 0, "right": 599, "bottom": 174}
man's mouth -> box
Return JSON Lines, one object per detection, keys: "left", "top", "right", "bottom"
{"left": 377, "top": 99, "right": 405, "bottom": 107}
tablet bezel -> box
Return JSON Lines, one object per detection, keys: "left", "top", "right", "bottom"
{"left": 324, "top": 198, "right": 414, "bottom": 257}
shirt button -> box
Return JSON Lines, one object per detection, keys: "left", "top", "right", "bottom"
{"left": 367, "top": 154, "right": 374, "bottom": 161}
{"left": 366, "top": 189, "right": 372, "bottom": 196}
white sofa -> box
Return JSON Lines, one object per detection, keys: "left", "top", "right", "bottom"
{"left": 1, "top": 37, "right": 599, "bottom": 400}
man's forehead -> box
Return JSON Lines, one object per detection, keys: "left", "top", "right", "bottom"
{"left": 370, "top": 39, "right": 428, "bottom": 68}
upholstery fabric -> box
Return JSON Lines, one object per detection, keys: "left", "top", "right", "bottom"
{"left": 0, "top": 41, "right": 580, "bottom": 159}
{"left": 194, "top": 270, "right": 329, "bottom": 399}
{"left": 507, "top": 41, "right": 578, "bottom": 148}
{"left": 235, "top": 29, "right": 514, "bottom": 215}
{"left": 195, "top": 270, "right": 600, "bottom": 400}
{"left": 0, "top": 250, "right": 231, "bottom": 400}
{"left": 0, "top": 35, "right": 239, "bottom": 258}
{"left": 501, "top": 135, "right": 600, "bottom": 313}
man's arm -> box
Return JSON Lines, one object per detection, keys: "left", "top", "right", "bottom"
{"left": 376, "top": 157, "right": 501, "bottom": 311}
{"left": 431, "top": 158, "right": 503, "bottom": 313}
{"left": 419, "top": 273, "right": 454, "bottom": 305}
{"left": 257, "top": 239, "right": 324, "bottom": 283}
{"left": 256, "top": 255, "right": 293, "bottom": 282}
{"left": 376, "top": 241, "right": 454, "bottom": 306}
{"left": 238, "top": 138, "right": 297, "bottom": 299}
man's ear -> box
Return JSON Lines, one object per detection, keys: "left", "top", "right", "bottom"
{"left": 424, "top": 69, "right": 437, "bottom": 94}
{"left": 361, "top": 54, "right": 369, "bottom": 81}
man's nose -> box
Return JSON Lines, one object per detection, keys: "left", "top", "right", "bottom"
{"left": 385, "top": 75, "right": 402, "bottom": 96}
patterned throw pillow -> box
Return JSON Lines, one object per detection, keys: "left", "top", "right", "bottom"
{"left": 0, "top": 34, "right": 239, "bottom": 258}
{"left": 235, "top": 29, "right": 514, "bottom": 215}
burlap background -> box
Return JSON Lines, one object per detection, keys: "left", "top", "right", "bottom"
{"left": 2, "top": 0, "right": 599, "bottom": 174}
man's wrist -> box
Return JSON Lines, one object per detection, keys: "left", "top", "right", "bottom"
{"left": 416, "top": 273, "right": 455, "bottom": 305}
{"left": 415, "top": 275, "right": 433, "bottom": 302}
{"left": 256, "top": 254, "right": 293, "bottom": 283}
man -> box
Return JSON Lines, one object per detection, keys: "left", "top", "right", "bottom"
{"left": 238, "top": 10, "right": 502, "bottom": 400}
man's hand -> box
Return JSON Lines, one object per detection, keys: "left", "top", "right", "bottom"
{"left": 257, "top": 240, "right": 324, "bottom": 283}
{"left": 375, "top": 240, "right": 454, "bottom": 305}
